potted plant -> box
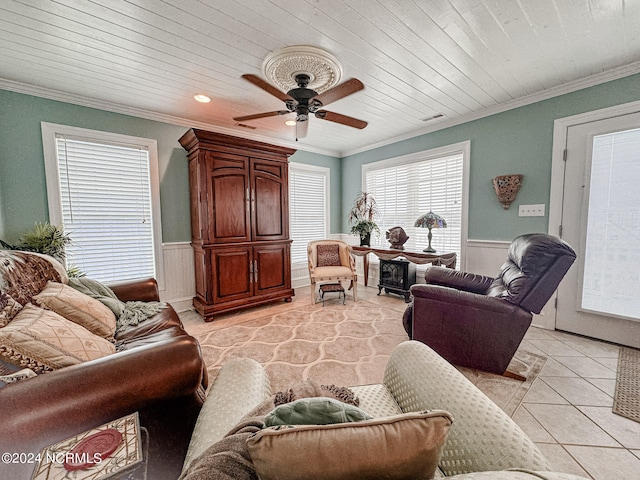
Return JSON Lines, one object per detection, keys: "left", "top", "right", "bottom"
{"left": 347, "top": 192, "right": 380, "bottom": 246}
{"left": 0, "top": 222, "right": 84, "bottom": 277}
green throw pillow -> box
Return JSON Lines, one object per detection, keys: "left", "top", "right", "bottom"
{"left": 264, "top": 397, "right": 372, "bottom": 427}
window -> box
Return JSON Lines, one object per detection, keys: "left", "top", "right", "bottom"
{"left": 363, "top": 141, "right": 469, "bottom": 265}
{"left": 289, "top": 163, "right": 330, "bottom": 264}
{"left": 41, "top": 123, "right": 164, "bottom": 286}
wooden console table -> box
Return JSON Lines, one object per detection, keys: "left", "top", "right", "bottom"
{"left": 351, "top": 246, "right": 457, "bottom": 287}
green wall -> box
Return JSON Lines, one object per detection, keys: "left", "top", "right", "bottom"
{"left": 0, "top": 89, "right": 340, "bottom": 243}
{"left": 342, "top": 73, "right": 640, "bottom": 240}
{"left": 1, "top": 73, "right": 639, "bottom": 245}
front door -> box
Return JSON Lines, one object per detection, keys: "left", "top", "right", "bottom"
{"left": 555, "top": 110, "right": 640, "bottom": 348}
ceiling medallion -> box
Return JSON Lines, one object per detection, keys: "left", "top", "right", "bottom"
{"left": 262, "top": 45, "right": 343, "bottom": 94}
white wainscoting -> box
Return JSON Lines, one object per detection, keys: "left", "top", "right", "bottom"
{"left": 159, "top": 242, "right": 195, "bottom": 312}
{"left": 465, "top": 239, "right": 510, "bottom": 276}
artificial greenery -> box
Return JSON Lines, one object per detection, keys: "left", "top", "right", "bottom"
{"left": 347, "top": 192, "right": 380, "bottom": 240}
{"left": 17, "top": 222, "right": 72, "bottom": 261}
{"left": 0, "top": 222, "right": 85, "bottom": 277}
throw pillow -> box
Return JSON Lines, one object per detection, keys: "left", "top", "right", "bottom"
{"left": 265, "top": 397, "right": 372, "bottom": 427}
{"left": 316, "top": 244, "right": 341, "bottom": 267}
{"left": 33, "top": 281, "right": 117, "bottom": 340}
{"left": 247, "top": 410, "right": 454, "bottom": 480}
{"left": 0, "top": 367, "right": 36, "bottom": 384}
{"left": 0, "top": 304, "right": 115, "bottom": 373}
{"left": 0, "top": 250, "right": 66, "bottom": 306}
{"left": 0, "top": 291, "right": 23, "bottom": 327}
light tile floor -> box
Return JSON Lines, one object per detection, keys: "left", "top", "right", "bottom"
{"left": 182, "top": 286, "right": 640, "bottom": 480}
{"left": 516, "top": 327, "right": 640, "bottom": 480}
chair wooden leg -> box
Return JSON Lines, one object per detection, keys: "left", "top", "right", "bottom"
{"left": 352, "top": 278, "right": 358, "bottom": 302}
{"left": 310, "top": 283, "right": 316, "bottom": 305}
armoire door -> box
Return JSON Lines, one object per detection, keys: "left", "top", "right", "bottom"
{"left": 207, "top": 152, "right": 251, "bottom": 243}
{"left": 210, "top": 246, "right": 253, "bottom": 303}
{"left": 253, "top": 243, "right": 291, "bottom": 295}
{"left": 250, "top": 158, "right": 289, "bottom": 241}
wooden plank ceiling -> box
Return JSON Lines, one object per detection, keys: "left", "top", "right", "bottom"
{"left": 1, "top": 0, "right": 639, "bottom": 156}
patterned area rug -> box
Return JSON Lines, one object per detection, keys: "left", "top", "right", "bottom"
{"left": 613, "top": 347, "right": 640, "bottom": 423}
{"left": 193, "top": 300, "right": 545, "bottom": 417}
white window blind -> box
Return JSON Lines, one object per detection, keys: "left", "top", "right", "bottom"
{"left": 54, "top": 135, "right": 157, "bottom": 283}
{"left": 364, "top": 153, "right": 463, "bottom": 261}
{"left": 289, "top": 164, "right": 329, "bottom": 264}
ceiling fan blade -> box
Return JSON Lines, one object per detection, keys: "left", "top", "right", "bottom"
{"left": 234, "top": 110, "right": 290, "bottom": 122}
{"left": 295, "top": 118, "right": 309, "bottom": 140}
{"left": 241, "top": 74, "right": 293, "bottom": 102}
{"left": 310, "top": 78, "right": 364, "bottom": 107}
{"left": 315, "top": 110, "right": 368, "bottom": 129}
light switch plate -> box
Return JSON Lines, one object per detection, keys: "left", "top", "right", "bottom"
{"left": 518, "top": 204, "right": 545, "bottom": 217}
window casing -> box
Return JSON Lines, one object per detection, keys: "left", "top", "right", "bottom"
{"left": 41, "top": 123, "right": 164, "bottom": 287}
{"left": 289, "top": 163, "right": 330, "bottom": 265}
{"left": 362, "top": 141, "right": 470, "bottom": 268}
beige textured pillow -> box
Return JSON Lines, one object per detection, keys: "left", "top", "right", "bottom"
{"left": 0, "top": 304, "right": 115, "bottom": 373}
{"left": 1, "top": 291, "right": 23, "bottom": 327}
{"left": 247, "top": 410, "right": 453, "bottom": 480}
{"left": 33, "top": 281, "right": 116, "bottom": 339}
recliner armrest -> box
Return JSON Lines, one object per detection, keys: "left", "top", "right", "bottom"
{"left": 422, "top": 267, "right": 494, "bottom": 294}
{"left": 411, "top": 283, "right": 519, "bottom": 312}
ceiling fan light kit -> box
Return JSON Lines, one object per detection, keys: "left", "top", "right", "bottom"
{"left": 234, "top": 45, "right": 368, "bottom": 139}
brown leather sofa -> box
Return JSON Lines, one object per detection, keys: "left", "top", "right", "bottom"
{"left": 0, "top": 252, "right": 207, "bottom": 480}
{"left": 403, "top": 233, "right": 576, "bottom": 376}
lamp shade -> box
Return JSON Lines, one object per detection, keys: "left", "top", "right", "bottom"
{"left": 414, "top": 212, "right": 447, "bottom": 229}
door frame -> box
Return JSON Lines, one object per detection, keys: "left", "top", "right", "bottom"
{"left": 549, "top": 98, "right": 640, "bottom": 329}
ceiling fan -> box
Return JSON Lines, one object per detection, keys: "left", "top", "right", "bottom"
{"left": 234, "top": 73, "right": 368, "bottom": 140}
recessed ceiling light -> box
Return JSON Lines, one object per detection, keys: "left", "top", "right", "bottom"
{"left": 194, "top": 94, "right": 211, "bottom": 103}
{"left": 285, "top": 120, "right": 296, "bottom": 126}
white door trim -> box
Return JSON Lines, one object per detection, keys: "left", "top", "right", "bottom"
{"left": 549, "top": 99, "right": 640, "bottom": 331}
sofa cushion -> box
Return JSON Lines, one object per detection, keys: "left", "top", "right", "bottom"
{"left": 0, "top": 304, "right": 115, "bottom": 373}
{"left": 316, "top": 244, "right": 341, "bottom": 267}
{"left": 0, "top": 291, "right": 22, "bottom": 327}
{"left": 247, "top": 410, "right": 453, "bottom": 480}
{"left": 33, "top": 281, "right": 117, "bottom": 340}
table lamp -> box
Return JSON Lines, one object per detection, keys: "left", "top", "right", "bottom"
{"left": 414, "top": 211, "right": 447, "bottom": 253}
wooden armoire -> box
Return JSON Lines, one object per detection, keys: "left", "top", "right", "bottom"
{"left": 179, "top": 129, "right": 296, "bottom": 321}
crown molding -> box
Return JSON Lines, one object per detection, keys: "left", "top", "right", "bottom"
{"left": 340, "top": 62, "right": 640, "bottom": 157}
{"left": 3, "top": 59, "right": 639, "bottom": 160}
{"left": 0, "top": 78, "right": 339, "bottom": 158}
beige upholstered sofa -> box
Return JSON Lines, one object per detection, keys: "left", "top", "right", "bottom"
{"left": 182, "top": 340, "right": 589, "bottom": 480}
